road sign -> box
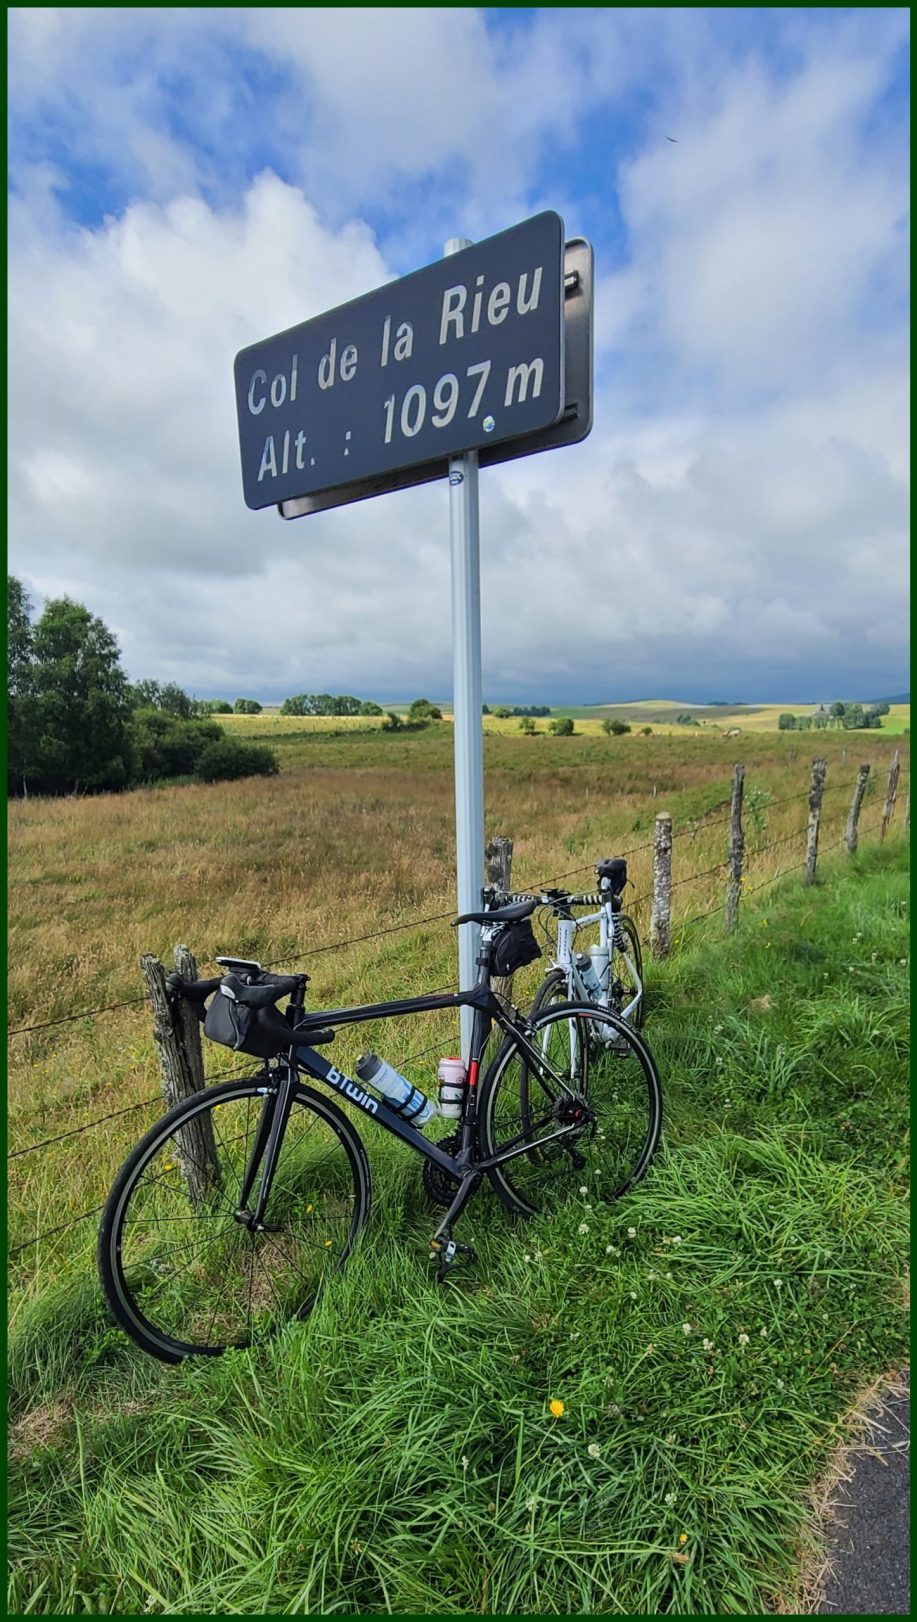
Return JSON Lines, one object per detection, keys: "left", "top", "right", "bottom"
{"left": 278, "top": 238, "right": 593, "bottom": 519}
{"left": 234, "top": 211, "right": 565, "bottom": 511}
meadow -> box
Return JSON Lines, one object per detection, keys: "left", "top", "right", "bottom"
{"left": 7, "top": 720, "right": 910, "bottom": 1613}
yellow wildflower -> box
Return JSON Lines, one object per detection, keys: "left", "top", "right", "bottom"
{"left": 679, "top": 1533, "right": 688, "bottom": 1545}
{"left": 549, "top": 1399, "right": 565, "bottom": 1417}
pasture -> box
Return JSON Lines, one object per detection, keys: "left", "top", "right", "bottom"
{"left": 7, "top": 721, "right": 909, "bottom": 1613}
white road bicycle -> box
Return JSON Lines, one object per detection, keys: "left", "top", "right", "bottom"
{"left": 490, "top": 858, "right": 645, "bottom": 1033}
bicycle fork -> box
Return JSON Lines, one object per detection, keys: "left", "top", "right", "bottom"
{"left": 235, "top": 1067, "right": 295, "bottom": 1231}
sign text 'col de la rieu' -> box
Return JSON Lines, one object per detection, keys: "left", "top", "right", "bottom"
{"left": 233, "top": 211, "right": 565, "bottom": 509}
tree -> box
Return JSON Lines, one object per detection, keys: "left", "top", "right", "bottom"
{"left": 381, "top": 711, "right": 403, "bottom": 730}
{"left": 408, "top": 698, "right": 443, "bottom": 722}
{"left": 358, "top": 700, "right": 383, "bottom": 716}
{"left": 602, "top": 717, "right": 630, "bottom": 736}
{"left": 233, "top": 697, "right": 262, "bottom": 714}
{"left": 641, "top": 726, "right": 653, "bottom": 735}
{"left": 518, "top": 715, "right": 536, "bottom": 734}
{"left": 778, "top": 713, "right": 797, "bottom": 731}
{"left": 199, "top": 699, "right": 233, "bottom": 715}
{"left": 829, "top": 701, "right": 846, "bottom": 723}
{"left": 550, "top": 716, "right": 574, "bottom": 736}
{"left": 7, "top": 577, "right": 36, "bottom": 794}
{"left": 842, "top": 703, "right": 865, "bottom": 730}
{"left": 493, "top": 706, "right": 513, "bottom": 719}
{"left": 31, "top": 597, "right": 135, "bottom": 793}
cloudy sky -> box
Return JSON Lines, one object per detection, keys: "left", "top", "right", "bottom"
{"left": 8, "top": 6, "right": 909, "bottom": 704}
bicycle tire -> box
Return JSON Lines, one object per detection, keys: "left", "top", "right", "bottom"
{"left": 98, "top": 1077, "right": 371, "bottom": 1363}
{"left": 478, "top": 1000, "right": 662, "bottom": 1218}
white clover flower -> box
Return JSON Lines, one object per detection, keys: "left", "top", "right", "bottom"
{"left": 714, "top": 1024, "right": 723, "bottom": 1033}
{"left": 759, "top": 1327, "right": 768, "bottom": 1337}
{"left": 605, "top": 1244, "right": 616, "bottom": 1254}
{"left": 715, "top": 1057, "right": 724, "bottom": 1067}
{"left": 738, "top": 1332, "right": 750, "bottom": 1346}
{"left": 579, "top": 1185, "right": 589, "bottom": 1196}
{"left": 462, "top": 1456, "right": 470, "bottom": 1471}
{"left": 629, "top": 1290, "right": 637, "bottom": 1299}
{"left": 627, "top": 1226, "right": 637, "bottom": 1237}
{"left": 774, "top": 1278, "right": 782, "bottom": 1288}
{"left": 578, "top": 1222, "right": 589, "bottom": 1235}
{"left": 534, "top": 1249, "right": 543, "bottom": 1260}
{"left": 703, "top": 1338, "right": 715, "bottom": 1352}
{"left": 587, "top": 1442, "right": 601, "bottom": 1459}
{"left": 665, "top": 1271, "right": 673, "bottom": 1279}
{"left": 608, "top": 1403, "right": 621, "bottom": 1416}
{"left": 524, "top": 1254, "right": 531, "bottom": 1262}
{"left": 525, "top": 1494, "right": 539, "bottom": 1512}
{"left": 664, "top": 1490, "right": 677, "bottom": 1506}
{"left": 682, "top": 1322, "right": 692, "bottom": 1335}
{"left": 776, "top": 1378, "right": 784, "bottom": 1390}
{"left": 672, "top": 1236, "right": 682, "bottom": 1245}
{"left": 665, "top": 1432, "right": 676, "bottom": 1445}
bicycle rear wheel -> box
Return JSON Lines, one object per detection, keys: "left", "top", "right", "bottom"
{"left": 479, "top": 1001, "right": 662, "bottom": 1217}
{"left": 99, "top": 1077, "right": 371, "bottom": 1362}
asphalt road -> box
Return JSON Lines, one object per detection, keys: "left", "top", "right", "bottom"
{"left": 818, "top": 1371, "right": 910, "bottom": 1614}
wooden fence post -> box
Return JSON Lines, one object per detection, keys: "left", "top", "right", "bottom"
{"left": 804, "top": 758, "right": 827, "bottom": 885}
{"left": 725, "top": 763, "right": 745, "bottom": 931}
{"left": 844, "top": 764, "right": 870, "bottom": 855}
{"left": 173, "top": 944, "right": 206, "bottom": 1093}
{"left": 650, "top": 813, "right": 672, "bottom": 958}
{"left": 140, "top": 951, "right": 220, "bottom": 1204}
{"left": 485, "top": 836, "right": 515, "bottom": 1005}
{"left": 880, "top": 750, "right": 900, "bottom": 840}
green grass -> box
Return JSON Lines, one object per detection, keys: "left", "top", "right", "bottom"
{"left": 8, "top": 843, "right": 908, "bottom": 1615}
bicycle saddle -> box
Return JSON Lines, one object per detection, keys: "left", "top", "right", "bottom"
{"left": 453, "top": 897, "right": 538, "bottom": 926}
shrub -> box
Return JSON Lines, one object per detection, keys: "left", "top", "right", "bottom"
{"left": 381, "top": 712, "right": 403, "bottom": 731}
{"left": 550, "top": 717, "right": 574, "bottom": 736}
{"left": 408, "top": 698, "right": 443, "bottom": 722}
{"left": 518, "top": 716, "right": 536, "bottom": 734}
{"left": 358, "top": 700, "right": 383, "bottom": 716}
{"left": 493, "top": 706, "right": 513, "bottom": 719}
{"left": 194, "top": 739, "right": 278, "bottom": 783}
{"left": 132, "top": 711, "right": 222, "bottom": 781}
{"left": 641, "top": 726, "right": 653, "bottom": 735}
{"left": 199, "top": 699, "right": 233, "bottom": 715}
{"left": 601, "top": 718, "right": 631, "bottom": 736}
{"left": 233, "top": 698, "right": 263, "bottom": 714}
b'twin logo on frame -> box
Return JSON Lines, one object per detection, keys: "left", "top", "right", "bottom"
{"left": 325, "top": 1064, "right": 379, "bottom": 1114}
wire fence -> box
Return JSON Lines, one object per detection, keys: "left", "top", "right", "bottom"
{"left": 8, "top": 771, "right": 906, "bottom": 1259}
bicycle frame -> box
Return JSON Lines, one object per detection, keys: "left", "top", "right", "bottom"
{"left": 237, "top": 933, "right": 588, "bottom": 1243}
{"left": 552, "top": 901, "right": 642, "bottom": 1022}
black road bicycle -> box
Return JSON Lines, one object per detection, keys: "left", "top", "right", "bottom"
{"left": 99, "top": 900, "right": 663, "bottom": 1362}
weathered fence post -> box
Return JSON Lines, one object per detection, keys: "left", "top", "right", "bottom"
{"left": 906, "top": 780, "right": 910, "bottom": 831}
{"left": 804, "top": 758, "right": 827, "bottom": 885}
{"left": 844, "top": 764, "right": 870, "bottom": 855}
{"left": 725, "top": 763, "right": 745, "bottom": 931}
{"left": 881, "top": 750, "right": 900, "bottom": 840}
{"left": 173, "top": 944, "right": 206, "bottom": 1093}
{"left": 485, "top": 836, "right": 515, "bottom": 1004}
{"left": 140, "top": 951, "right": 220, "bottom": 1204}
{"left": 650, "top": 813, "right": 672, "bottom": 958}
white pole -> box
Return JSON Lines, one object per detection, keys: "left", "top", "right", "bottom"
{"left": 445, "top": 235, "right": 485, "bottom": 1061}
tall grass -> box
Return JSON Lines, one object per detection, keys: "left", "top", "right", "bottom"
{"left": 7, "top": 832, "right": 909, "bottom": 1615}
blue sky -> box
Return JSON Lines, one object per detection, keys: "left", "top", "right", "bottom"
{"left": 8, "top": 6, "right": 910, "bottom": 703}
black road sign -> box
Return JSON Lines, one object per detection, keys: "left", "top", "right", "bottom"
{"left": 234, "top": 212, "right": 564, "bottom": 510}
{"left": 279, "top": 238, "right": 594, "bottom": 520}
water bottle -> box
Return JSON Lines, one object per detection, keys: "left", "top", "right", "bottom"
{"left": 589, "top": 945, "right": 610, "bottom": 997}
{"left": 576, "top": 952, "right": 603, "bottom": 998}
{"left": 354, "top": 1052, "right": 435, "bottom": 1128}
{"left": 437, "top": 1057, "right": 467, "bottom": 1119}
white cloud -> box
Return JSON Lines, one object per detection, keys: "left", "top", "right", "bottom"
{"left": 8, "top": 7, "right": 909, "bottom": 702}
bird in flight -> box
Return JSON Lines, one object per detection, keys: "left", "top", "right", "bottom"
{"left": 666, "top": 135, "right": 678, "bottom": 143}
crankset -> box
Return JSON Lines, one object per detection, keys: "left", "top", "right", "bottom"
{"left": 421, "top": 1131, "right": 463, "bottom": 1208}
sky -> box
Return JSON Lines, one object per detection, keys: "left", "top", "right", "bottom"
{"left": 8, "top": 6, "right": 910, "bottom": 705}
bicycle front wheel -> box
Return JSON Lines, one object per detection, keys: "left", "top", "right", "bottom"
{"left": 99, "top": 1077, "right": 371, "bottom": 1362}
{"left": 479, "top": 1001, "right": 662, "bottom": 1217}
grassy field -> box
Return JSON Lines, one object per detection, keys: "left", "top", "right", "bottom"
{"left": 228, "top": 701, "right": 910, "bottom": 738}
{"left": 8, "top": 839, "right": 909, "bottom": 1613}
{"left": 7, "top": 722, "right": 909, "bottom": 1612}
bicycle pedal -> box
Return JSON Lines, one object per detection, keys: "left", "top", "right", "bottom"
{"left": 430, "top": 1236, "right": 477, "bottom": 1282}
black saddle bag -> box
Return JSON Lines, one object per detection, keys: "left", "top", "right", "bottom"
{"left": 492, "top": 919, "right": 541, "bottom": 977}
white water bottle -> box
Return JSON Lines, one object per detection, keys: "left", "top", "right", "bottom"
{"left": 355, "top": 1052, "right": 435, "bottom": 1128}
{"left": 589, "top": 946, "right": 610, "bottom": 997}
{"left": 437, "top": 1057, "right": 467, "bottom": 1118}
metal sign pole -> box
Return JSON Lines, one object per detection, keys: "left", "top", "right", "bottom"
{"left": 445, "top": 235, "right": 485, "bottom": 1061}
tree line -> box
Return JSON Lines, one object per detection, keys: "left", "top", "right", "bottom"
{"left": 7, "top": 579, "right": 276, "bottom": 797}
{"left": 778, "top": 701, "right": 890, "bottom": 732}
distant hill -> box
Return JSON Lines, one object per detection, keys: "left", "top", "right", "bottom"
{"left": 872, "top": 693, "right": 909, "bottom": 706}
